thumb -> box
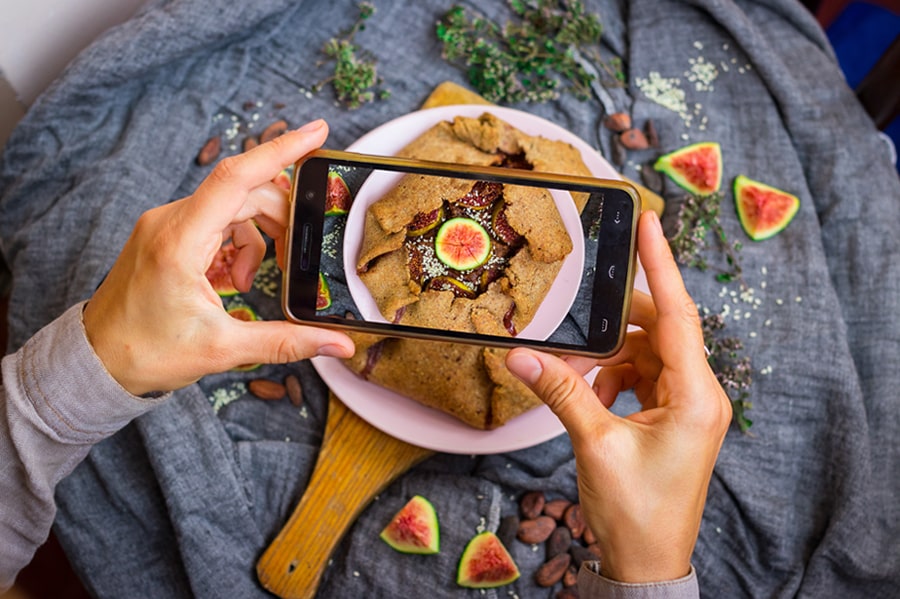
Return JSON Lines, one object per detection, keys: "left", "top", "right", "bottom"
{"left": 221, "top": 319, "right": 355, "bottom": 368}
{"left": 506, "top": 348, "right": 609, "bottom": 439}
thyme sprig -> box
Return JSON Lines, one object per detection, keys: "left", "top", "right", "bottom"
{"left": 315, "top": 2, "right": 390, "bottom": 109}
{"left": 702, "top": 313, "right": 753, "bottom": 433}
{"left": 669, "top": 191, "right": 745, "bottom": 288}
{"left": 670, "top": 190, "right": 753, "bottom": 432}
{"left": 436, "top": 1, "right": 622, "bottom": 104}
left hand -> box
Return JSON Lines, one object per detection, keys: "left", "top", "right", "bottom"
{"left": 83, "top": 119, "right": 354, "bottom": 396}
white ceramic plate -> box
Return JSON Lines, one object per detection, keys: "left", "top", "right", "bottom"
{"left": 342, "top": 165, "right": 585, "bottom": 340}
{"left": 312, "top": 105, "right": 646, "bottom": 454}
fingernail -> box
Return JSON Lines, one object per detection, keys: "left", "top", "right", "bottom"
{"left": 316, "top": 343, "right": 349, "bottom": 358}
{"left": 296, "top": 119, "right": 326, "bottom": 133}
{"left": 506, "top": 351, "right": 543, "bottom": 385}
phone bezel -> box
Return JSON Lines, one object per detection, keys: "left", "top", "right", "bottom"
{"left": 282, "top": 149, "right": 640, "bottom": 358}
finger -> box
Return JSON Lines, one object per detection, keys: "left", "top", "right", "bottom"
{"left": 595, "top": 330, "right": 663, "bottom": 381}
{"left": 506, "top": 348, "right": 609, "bottom": 440}
{"left": 592, "top": 363, "right": 641, "bottom": 409}
{"left": 229, "top": 221, "right": 267, "bottom": 292}
{"left": 637, "top": 210, "right": 705, "bottom": 369}
{"left": 628, "top": 290, "right": 657, "bottom": 331}
{"left": 186, "top": 120, "right": 328, "bottom": 237}
{"left": 561, "top": 355, "right": 599, "bottom": 376}
{"left": 220, "top": 319, "right": 355, "bottom": 367}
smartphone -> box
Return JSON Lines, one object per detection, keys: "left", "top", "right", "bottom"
{"left": 282, "top": 149, "right": 639, "bottom": 358}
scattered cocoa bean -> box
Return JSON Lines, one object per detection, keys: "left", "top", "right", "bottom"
{"left": 582, "top": 524, "right": 597, "bottom": 546}
{"left": 273, "top": 102, "right": 286, "bottom": 110}
{"left": 569, "top": 543, "right": 595, "bottom": 569}
{"left": 196, "top": 136, "right": 221, "bottom": 166}
{"left": 556, "top": 587, "right": 580, "bottom": 599}
{"left": 517, "top": 516, "right": 556, "bottom": 544}
{"left": 619, "top": 127, "right": 650, "bottom": 151}
{"left": 243, "top": 136, "right": 259, "bottom": 152}
{"left": 497, "top": 515, "right": 520, "bottom": 549}
{"left": 248, "top": 379, "right": 286, "bottom": 400}
{"left": 520, "top": 490, "right": 546, "bottom": 519}
{"left": 640, "top": 162, "right": 664, "bottom": 194}
{"left": 260, "top": 119, "right": 288, "bottom": 144}
{"left": 344, "top": 311, "right": 356, "bottom": 320}
{"left": 564, "top": 503, "right": 586, "bottom": 539}
{"left": 284, "top": 374, "right": 303, "bottom": 407}
{"left": 563, "top": 564, "right": 579, "bottom": 587}
{"left": 535, "top": 553, "right": 571, "bottom": 587}
{"left": 610, "top": 134, "right": 627, "bottom": 167}
{"left": 586, "top": 543, "right": 602, "bottom": 558}
{"left": 603, "top": 112, "right": 632, "bottom": 133}
{"left": 242, "top": 100, "right": 257, "bottom": 111}
{"left": 543, "top": 498, "right": 572, "bottom": 521}
{"left": 547, "top": 526, "right": 572, "bottom": 559}
{"left": 645, "top": 118, "right": 660, "bottom": 147}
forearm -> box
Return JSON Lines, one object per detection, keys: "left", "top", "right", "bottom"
{"left": 0, "top": 302, "right": 169, "bottom": 591}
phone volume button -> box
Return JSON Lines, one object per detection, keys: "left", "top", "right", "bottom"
{"left": 300, "top": 223, "right": 312, "bottom": 270}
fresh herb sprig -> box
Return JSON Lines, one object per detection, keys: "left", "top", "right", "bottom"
{"left": 702, "top": 313, "right": 753, "bottom": 433}
{"left": 669, "top": 191, "right": 744, "bottom": 287}
{"left": 315, "top": 2, "right": 390, "bottom": 109}
{"left": 669, "top": 190, "right": 753, "bottom": 432}
{"left": 436, "top": 1, "right": 621, "bottom": 104}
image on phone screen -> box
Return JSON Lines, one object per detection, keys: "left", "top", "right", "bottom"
{"left": 284, "top": 151, "right": 638, "bottom": 358}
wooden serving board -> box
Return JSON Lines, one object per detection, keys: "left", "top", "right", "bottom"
{"left": 257, "top": 392, "right": 434, "bottom": 598}
{"left": 256, "top": 81, "right": 664, "bottom": 598}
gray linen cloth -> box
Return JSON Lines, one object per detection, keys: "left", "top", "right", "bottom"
{"left": 1, "top": 0, "right": 898, "bottom": 597}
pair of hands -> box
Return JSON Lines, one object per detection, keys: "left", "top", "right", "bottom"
{"left": 84, "top": 117, "right": 729, "bottom": 583}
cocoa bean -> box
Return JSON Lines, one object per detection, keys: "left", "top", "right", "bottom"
{"left": 587, "top": 543, "right": 602, "bottom": 558}
{"left": 284, "top": 374, "right": 303, "bottom": 407}
{"left": 564, "top": 503, "right": 586, "bottom": 539}
{"left": 497, "top": 515, "right": 520, "bottom": 549}
{"left": 535, "top": 553, "right": 571, "bottom": 587}
{"left": 260, "top": 119, "right": 288, "bottom": 144}
{"left": 248, "top": 379, "right": 286, "bottom": 400}
{"left": 640, "top": 162, "right": 664, "bottom": 193}
{"left": 563, "top": 564, "right": 579, "bottom": 587}
{"left": 196, "top": 136, "right": 221, "bottom": 166}
{"left": 243, "top": 136, "right": 259, "bottom": 152}
{"left": 569, "top": 543, "right": 594, "bottom": 569}
{"left": 517, "top": 516, "right": 556, "bottom": 544}
{"left": 603, "top": 112, "right": 631, "bottom": 133}
{"left": 645, "top": 118, "right": 660, "bottom": 147}
{"left": 556, "top": 588, "right": 580, "bottom": 599}
{"left": 547, "top": 526, "right": 572, "bottom": 559}
{"left": 543, "top": 498, "right": 572, "bottom": 521}
{"left": 610, "top": 134, "right": 627, "bottom": 167}
{"left": 620, "top": 128, "right": 650, "bottom": 151}
{"left": 520, "top": 490, "right": 546, "bottom": 519}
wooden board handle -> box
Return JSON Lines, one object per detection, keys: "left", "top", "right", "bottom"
{"left": 256, "top": 393, "right": 434, "bottom": 598}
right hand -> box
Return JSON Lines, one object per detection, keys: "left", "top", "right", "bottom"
{"left": 506, "top": 210, "right": 731, "bottom": 583}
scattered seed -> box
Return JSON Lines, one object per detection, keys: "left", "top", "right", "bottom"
{"left": 285, "top": 374, "right": 303, "bottom": 407}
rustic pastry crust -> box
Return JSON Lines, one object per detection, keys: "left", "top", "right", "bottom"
{"left": 343, "top": 112, "right": 592, "bottom": 429}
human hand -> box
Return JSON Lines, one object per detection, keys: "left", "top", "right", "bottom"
{"left": 83, "top": 119, "right": 354, "bottom": 396}
{"left": 505, "top": 210, "right": 731, "bottom": 583}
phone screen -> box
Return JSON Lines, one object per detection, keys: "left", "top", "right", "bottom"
{"left": 283, "top": 151, "right": 638, "bottom": 357}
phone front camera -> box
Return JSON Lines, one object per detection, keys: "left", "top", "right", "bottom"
{"left": 305, "top": 190, "right": 316, "bottom": 201}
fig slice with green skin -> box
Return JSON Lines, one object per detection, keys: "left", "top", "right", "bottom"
{"left": 435, "top": 217, "right": 491, "bottom": 271}
{"left": 325, "top": 171, "right": 352, "bottom": 216}
{"left": 456, "top": 181, "right": 503, "bottom": 210}
{"left": 206, "top": 242, "right": 240, "bottom": 297}
{"left": 379, "top": 495, "right": 440, "bottom": 555}
{"left": 426, "top": 276, "right": 477, "bottom": 299}
{"left": 734, "top": 175, "right": 800, "bottom": 241}
{"left": 491, "top": 201, "right": 523, "bottom": 246}
{"left": 317, "top": 273, "right": 332, "bottom": 310}
{"left": 407, "top": 205, "right": 444, "bottom": 236}
{"left": 654, "top": 141, "right": 723, "bottom": 195}
{"left": 457, "top": 531, "right": 520, "bottom": 589}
